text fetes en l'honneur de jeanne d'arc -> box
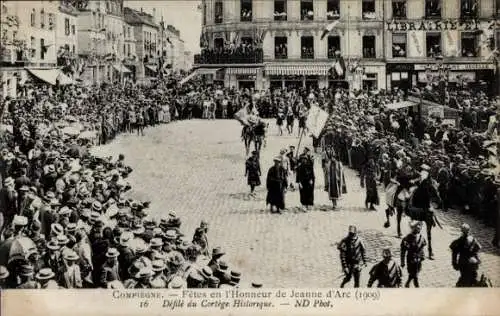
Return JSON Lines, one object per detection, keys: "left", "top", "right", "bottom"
{"left": 112, "top": 289, "right": 374, "bottom": 310}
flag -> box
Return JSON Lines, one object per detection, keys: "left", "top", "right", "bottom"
{"left": 320, "top": 20, "right": 340, "bottom": 40}
{"left": 234, "top": 108, "right": 250, "bottom": 126}
{"left": 167, "top": 38, "right": 172, "bottom": 44}
{"left": 331, "top": 56, "right": 346, "bottom": 78}
{"left": 306, "top": 105, "right": 329, "bottom": 138}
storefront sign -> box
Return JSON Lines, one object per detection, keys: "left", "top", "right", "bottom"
{"left": 428, "top": 105, "right": 444, "bottom": 119}
{"left": 386, "top": 63, "right": 415, "bottom": 72}
{"left": 414, "top": 63, "right": 495, "bottom": 71}
{"left": 386, "top": 19, "right": 496, "bottom": 32}
{"left": 236, "top": 75, "right": 256, "bottom": 80}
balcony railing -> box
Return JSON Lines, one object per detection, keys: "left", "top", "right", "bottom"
{"left": 194, "top": 49, "right": 263, "bottom": 64}
{"left": 301, "top": 50, "right": 314, "bottom": 59}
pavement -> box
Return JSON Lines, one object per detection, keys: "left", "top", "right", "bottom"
{"left": 93, "top": 119, "right": 500, "bottom": 288}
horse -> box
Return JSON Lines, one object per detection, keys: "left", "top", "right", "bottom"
{"left": 242, "top": 121, "right": 267, "bottom": 156}
{"left": 384, "top": 180, "right": 442, "bottom": 259}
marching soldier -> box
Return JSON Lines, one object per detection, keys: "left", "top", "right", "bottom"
{"left": 401, "top": 221, "right": 427, "bottom": 287}
{"left": 367, "top": 248, "right": 402, "bottom": 288}
{"left": 450, "top": 223, "right": 482, "bottom": 287}
{"left": 337, "top": 225, "right": 366, "bottom": 288}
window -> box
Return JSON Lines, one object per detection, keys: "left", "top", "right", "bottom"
{"left": 275, "top": 36, "right": 287, "bottom": 59}
{"left": 274, "top": 0, "right": 287, "bottom": 21}
{"left": 301, "top": 0, "right": 314, "bottom": 20}
{"left": 460, "top": 0, "right": 478, "bottom": 18}
{"left": 214, "top": 0, "right": 223, "bottom": 24}
{"left": 48, "top": 13, "right": 54, "bottom": 30}
{"left": 426, "top": 33, "right": 442, "bottom": 57}
{"left": 65, "top": 18, "right": 70, "bottom": 35}
{"left": 72, "top": 25, "right": 75, "bottom": 35}
{"left": 461, "top": 32, "right": 478, "bottom": 57}
{"left": 301, "top": 36, "right": 314, "bottom": 59}
{"left": 31, "top": 9, "right": 36, "bottom": 27}
{"left": 362, "top": 0, "right": 376, "bottom": 20}
{"left": 30, "top": 36, "right": 36, "bottom": 58}
{"left": 327, "top": 0, "right": 340, "bottom": 20}
{"left": 214, "top": 38, "right": 224, "bottom": 50}
{"left": 392, "top": 0, "right": 406, "bottom": 18}
{"left": 202, "top": 2, "right": 206, "bottom": 25}
{"left": 240, "top": 0, "right": 252, "bottom": 22}
{"left": 425, "top": 0, "right": 441, "bottom": 18}
{"left": 392, "top": 33, "right": 407, "bottom": 57}
{"left": 72, "top": 45, "right": 75, "bottom": 53}
{"left": 362, "top": 36, "right": 376, "bottom": 58}
{"left": 40, "top": 9, "right": 45, "bottom": 28}
{"left": 40, "top": 38, "right": 45, "bottom": 60}
{"left": 327, "top": 36, "right": 341, "bottom": 59}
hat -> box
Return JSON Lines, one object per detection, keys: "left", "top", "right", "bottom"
{"left": 152, "top": 259, "right": 166, "bottom": 272}
{"left": 65, "top": 223, "right": 77, "bottom": 233}
{"left": 420, "top": 164, "right": 431, "bottom": 171}
{"left": 19, "top": 185, "right": 30, "bottom": 192}
{"left": 51, "top": 223, "right": 64, "bottom": 236}
{"left": 152, "top": 227, "right": 164, "bottom": 237}
{"left": 251, "top": 281, "right": 263, "bottom": 288}
{"left": 107, "top": 280, "right": 124, "bottom": 289}
{"left": 119, "top": 232, "right": 133, "bottom": 246}
{"left": 0, "top": 266, "right": 9, "bottom": 279}
{"left": 164, "top": 230, "right": 177, "bottom": 240}
{"left": 92, "top": 201, "right": 102, "bottom": 212}
{"left": 200, "top": 220, "right": 208, "bottom": 228}
{"left": 218, "top": 261, "right": 228, "bottom": 271}
{"left": 57, "top": 234, "right": 69, "bottom": 245}
{"left": 62, "top": 249, "right": 79, "bottom": 261}
{"left": 106, "top": 248, "right": 120, "bottom": 258}
{"left": 150, "top": 238, "right": 163, "bottom": 248}
{"left": 382, "top": 248, "right": 392, "bottom": 258}
{"left": 199, "top": 266, "right": 213, "bottom": 279}
{"left": 46, "top": 240, "right": 60, "bottom": 251}
{"left": 348, "top": 225, "right": 357, "bottom": 233}
{"left": 19, "top": 264, "right": 34, "bottom": 276}
{"left": 212, "top": 247, "right": 225, "bottom": 257}
{"left": 273, "top": 156, "right": 282, "bottom": 162}
{"left": 168, "top": 276, "right": 187, "bottom": 289}
{"left": 12, "top": 215, "right": 28, "bottom": 227}
{"left": 58, "top": 206, "right": 72, "bottom": 216}
{"left": 132, "top": 222, "right": 145, "bottom": 235}
{"left": 80, "top": 208, "right": 91, "bottom": 219}
{"left": 208, "top": 276, "right": 220, "bottom": 286}
{"left": 169, "top": 253, "right": 185, "bottom": 267}
{"left": 135, "top": 267, "right": 153, "bottom": 279}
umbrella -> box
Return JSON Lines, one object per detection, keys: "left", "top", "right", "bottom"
{"left": 78, "top": 130, "right": 97, "bottom": 140}
{"left": 0, "top": 237, "right": 38, "bottom": 265}
{"left": 61, "top": 126, "right": 80, "bottom": 136}
{"left": 65, "top": 115, "right": 78, "bottom": 122}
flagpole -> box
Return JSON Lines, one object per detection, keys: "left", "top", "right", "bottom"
{"left": 295, "top": 128, "right": 305, "bottom": 157}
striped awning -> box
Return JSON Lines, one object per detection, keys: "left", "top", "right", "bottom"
{"left": 226, "top": 68, "right": 258, "bottom": 75}
{"left": 265, "top": 64, "right": 331, "bottom": 76}
{"left": 196, "top": 68, "right": 221, "bottom": 75}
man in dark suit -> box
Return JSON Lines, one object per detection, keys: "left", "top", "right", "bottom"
{"left": 296, "top": 148, "right": 315, "bottom": 211}
{"left": 266, "top": 156, "right": 288, "bottom": 214}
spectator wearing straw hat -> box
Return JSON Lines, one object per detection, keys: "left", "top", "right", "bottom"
{"left": 207, "top": 247, "right": 225, "bottom": 272}
{"left": 0, "top": 266, "right": 9, "bottom": 289}
{"left": 60, "top": 249, "right": 82, "bottom": 288}
{"left": 17, "top": 264, "right": 40, "bottom": 289}
{"left": 36, "top": 268, "right": 60, "bottom": 289}
{"left": 99, "top": 248, "right": 120, "bottom": 288}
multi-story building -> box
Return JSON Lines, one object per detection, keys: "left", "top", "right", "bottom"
{"left": 56, "top": 1, "right": 79, "bottom": 79}
{"left": 196, "top": 0, "right": 499, "bottom": 92}
{"left": 385, "top": 0, "right": 498, "bottom": 95}
{"left": 104, "top": 0, "right": 128, "bottom": 83}
{"left": 77, "top": 0, "right": 108, "bottom": 85}
{"left": 124, "top": 7, "right": 159, "bottom": 81}
{"left": 183, "top": 51, "right": 194, "bottom": 71}
{"left": 1, "top": 0, "right": 65, "bottom": 97}
{"left": 123, "top": 20, "right": 137, "bottom": 80}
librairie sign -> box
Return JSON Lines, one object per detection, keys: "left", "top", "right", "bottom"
{"left": 414, "top": 63, "right": 495, "bottom": 71}
{"left": 386, "top": 19, "right": 497, "bottom": 32}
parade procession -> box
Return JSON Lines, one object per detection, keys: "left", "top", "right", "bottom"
{"left": 0, "top": 0, "right": 500, "bottom": 294}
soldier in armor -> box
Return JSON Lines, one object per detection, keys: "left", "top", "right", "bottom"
{"left": 450, "top": 223, "right": 482, "bottom": 287}
{"left": 337, "top": 225, "right": 366, "bottom": 288}
{"left": 367, "top": 248, "right": 402, "bottom": 288}
{"left": 401, "top": 221, "right": 427, "bottom": 287}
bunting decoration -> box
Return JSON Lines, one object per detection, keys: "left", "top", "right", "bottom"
{"left": 321, "top": 20, "right": 340, "bottom": 40}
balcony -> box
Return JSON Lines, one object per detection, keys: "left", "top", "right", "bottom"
{"left": 194, "top": 48, "right": 263, "bottom": 64}
{"left": 301, "top": 49, "right": 314, "bottom": 59}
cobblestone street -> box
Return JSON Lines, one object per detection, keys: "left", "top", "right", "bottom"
{"left": 93, "top": 119, "right": 500, "bottom": 288}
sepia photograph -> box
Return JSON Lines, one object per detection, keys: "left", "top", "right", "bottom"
{"left": 0, "top": 0, "right": 499, "bottom": 314}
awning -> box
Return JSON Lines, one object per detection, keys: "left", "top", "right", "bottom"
{"left": 226, "top": 68, "right": 258, "bottom": 75}
{"left": 57, "top": 72, "right": 74, "bottom": 85}
{"left": 26, "top": 68, "right": 60, "bottom": 85}
{"left": 384, "top": 101, "right": 417, "bottom": 110}
{"left": 196, "top": 68, "right": 221, "bottom": 75}
{"left": 113, "top": 64, "right": 132, "bottom": 73}
{"left": 145, "top": 65, "right": 157, "bottom": 73}
{"left": 265, "top": 64, "right": 331, "bottom": 76}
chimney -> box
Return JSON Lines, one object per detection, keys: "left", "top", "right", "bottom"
{"left": 140, "top": 7, "right": 143, "bottom": 13}
{"left": 152, "top": 8, "right": 156, "bottom": 19}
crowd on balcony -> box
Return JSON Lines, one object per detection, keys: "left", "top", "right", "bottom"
{"left": 273, "top": 11, "right": 287, "bottom": 21}
{"left": 198, "top": 42, "right": 263, "bottom": 64}
{"left": 275, "top": 43, "right": 288, "bottom": 59}
{"left": 326, "top": 10, "right": 340, "bottom": 20}
{"left": 240, "top": 9, "right": 252, "bottom": 21}
{"left": 301, "top": 9, "right": 314, "bottom": 20}
{"left": 301, "top": 47, "right": 314, "bottom": 59}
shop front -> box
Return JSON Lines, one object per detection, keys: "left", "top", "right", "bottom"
{"left": 414, "top": 62, "right": 496, "bottom": 95}
{"left": 225, "top": 68, "right": 260, "bottom": 90}
{"left": 386, "top": 63, "right": 415, "bottom": 92}
{"left": 264, "top": 63, "right": 330, "bottom": 90}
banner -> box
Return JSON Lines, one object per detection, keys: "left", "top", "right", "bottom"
{"left": 408, "top": 31, "right": 424, "bottom": 57}
{"left": 444, "top": 30, "right": 459, "bottom": 57}
{"left": 306, "top": 105, "right": 329, "bottom": 138}
{"left": 428, "top": 105, "right": 444, "bottom": 119}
